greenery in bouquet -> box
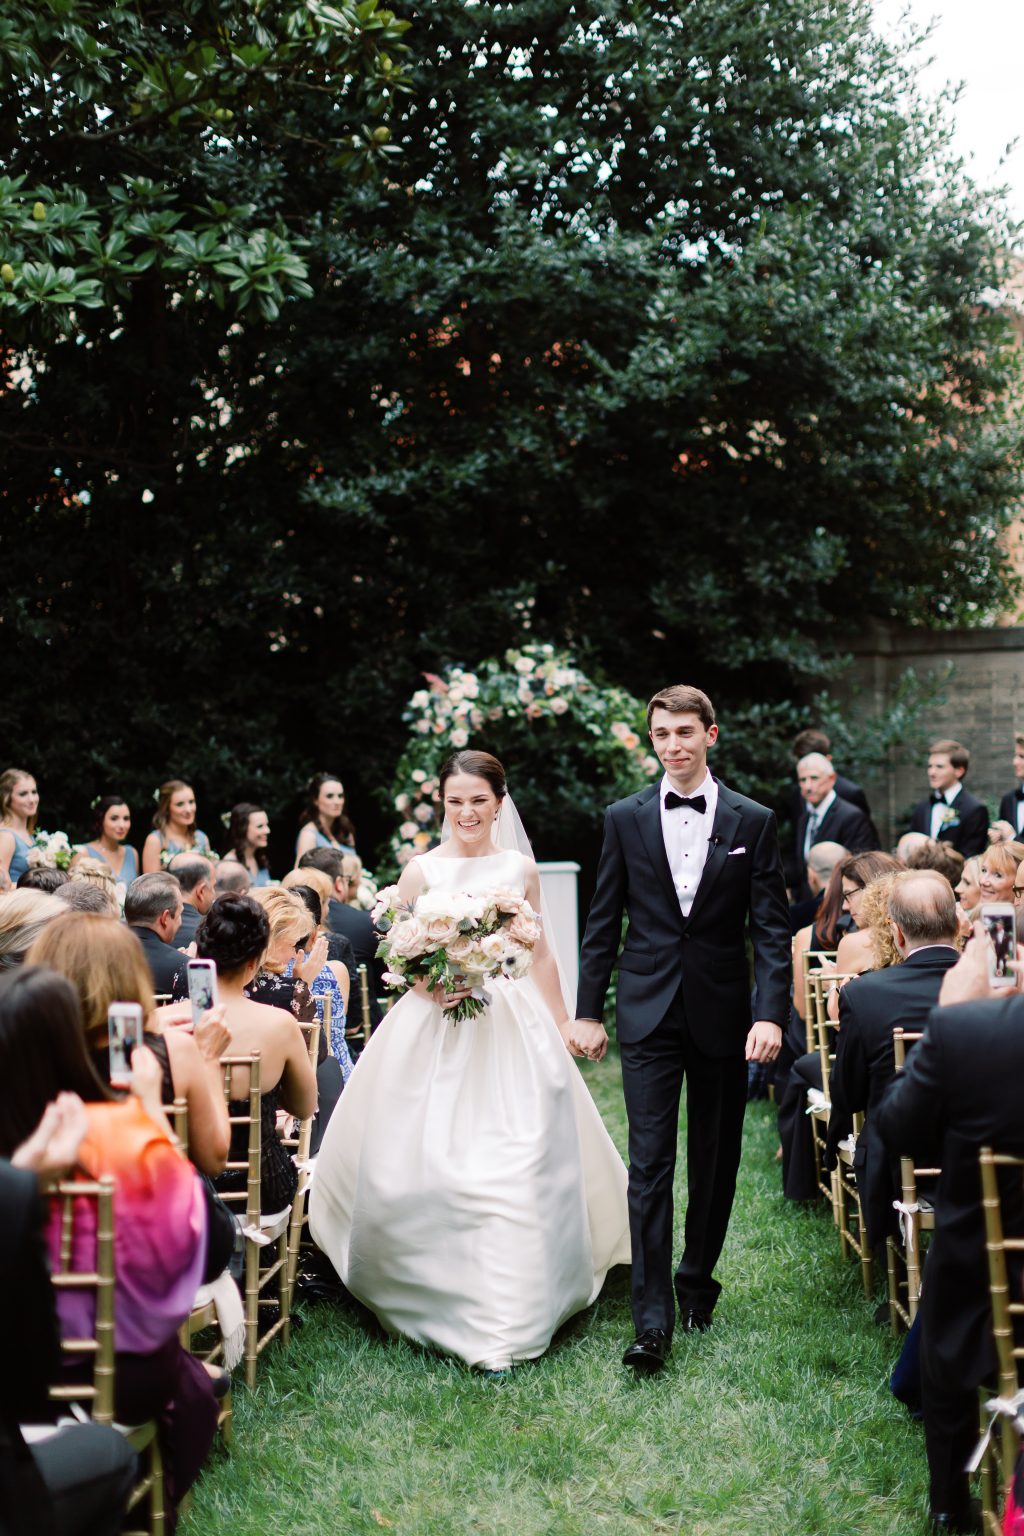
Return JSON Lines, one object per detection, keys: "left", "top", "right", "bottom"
{"left": 385, "top": 644, "right": 655, "bottom": 874}
{"left": 27, "top": 830, "right": 75, "bottom": 871}
{"left": 373, "top": 883, "right": 541, "bottom": 1024}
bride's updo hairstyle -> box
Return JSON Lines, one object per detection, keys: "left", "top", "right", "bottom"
{"left": 439, "top": 751, "right": 506, "bottom": 802}
{"left": 196, "top": 894, "right": 270, "bottom": 978}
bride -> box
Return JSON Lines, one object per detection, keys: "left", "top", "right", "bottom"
{"left": 308, "top": 749, "right": 630, "bottom": 1371}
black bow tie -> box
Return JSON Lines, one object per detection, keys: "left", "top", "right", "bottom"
{"left": 931, "top": 792, "right": 947, "bottom": 805}
{"left": 665, "top": 792, "right": 707, "bottom": 814}
{"left": 1016, "top": 787, "right": 1024, "bottom": 802}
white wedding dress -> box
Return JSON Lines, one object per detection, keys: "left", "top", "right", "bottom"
{"left": 308, "top": 849, "right": 631, "bottom": 1370}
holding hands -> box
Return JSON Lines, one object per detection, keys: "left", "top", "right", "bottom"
{"left": 564, "top": 1018, "right": 609, "bottom": 1062}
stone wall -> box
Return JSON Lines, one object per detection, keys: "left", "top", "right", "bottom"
{"left": 841, "top": 624, "right": 1024, "bottom": 845}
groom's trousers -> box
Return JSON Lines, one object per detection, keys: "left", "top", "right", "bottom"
{"left": 619, "top": 986, "right": 748, "bottom": 1333}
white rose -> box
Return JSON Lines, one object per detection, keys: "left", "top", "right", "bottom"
{"left": 395, "top": 793, "right": 411, "bottom": 812}
{"left": 387, "top": 916, "right": 428, "bottom": 960}
{"left": 419, "top": 912, "right": 461, "bottom": 948}
{"left": 411, "top": 769, "right": 427, "bottom": 783}
{"left": 448, "top": 685, "right": 464, "bottom": 704}
{"left": 610, "top": 721, "right": 630, "bottom": 741}
{"left": 550, "top": 697, "right": 569, "bottom": 715}
{"left": 411, "top": 690, "right": 430, "bottom": 708}
{"left": 399, "top": 820, "right": 419, "bottom": 839}
{"left": 491, "top": 888, "right": 524, "bottom": 915}
{"left": 508, "top": 909, "right": 542, "bottom": 947}
{"left": 415, "top": 719, "right": 432, "bottom": 734}
{"left": 514, "top": 656, "right": 534, "bottom": 675}
{"left": 461, "top": 676, "right": 480, "bottom": 698}
{"left": 413, "top": 804, "right": 434, "bottom": 824}
{"left": 450, "top": 728, "right": 469, "bottom": 748}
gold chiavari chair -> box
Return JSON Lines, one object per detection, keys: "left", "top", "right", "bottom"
{"left": 283, "top": 1019, "right": 322, "bottom": 1304}
{"left": 812, "top": 992, "right": 874, "bottom": 1294}
{"left": 47, "top": 1176, "right": 164, "bottom": 1535}
{"left": 215, "top": 1052, "right": 293, "bottom": 1390}
{"left": 800, "top": 947, "right": 837, "bottom": 1055}
{"left": 358, "top": 963, "right": 373, "bottom": 1043}
{"left": 885, "top": 1029, "right": 938, "bottom": 1333}
{"left": 977, "top": 1146, "right": 1024, "bottom": 1534}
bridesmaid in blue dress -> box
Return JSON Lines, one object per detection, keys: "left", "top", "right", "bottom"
{"left": 142, "top": 780, "right": 212, "bottom": 873}
{"left": 82, "top": 794, "right": 139, "bottom": 886}
{"left": 0, "top": 767, "right": 39, "bottom": 890}
{"left": 220, "top": 802, "right": 272, "bottom": 888}
{"left": 294, "top": 772, "right": 356, "bottom": 862}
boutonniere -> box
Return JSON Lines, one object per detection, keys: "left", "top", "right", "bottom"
{"left": 938, "top": 806, "right": 960, "bottom": 830}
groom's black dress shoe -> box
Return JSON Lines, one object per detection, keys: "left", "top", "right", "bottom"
{"left": 622, "top": 1329, "right": 670, "bottom": 1374}
{"left": 680, "top": 1307, "right": 712, "bottom": 1334}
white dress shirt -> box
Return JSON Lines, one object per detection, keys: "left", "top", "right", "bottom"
{"left": 659, "top": 771, "right": 718, "bottom": 918}
{"left": 929, "top": 783, "right": 963, "bottom": 841}
{"left": 803, "top": 789, "right": 836, "bottom": 857}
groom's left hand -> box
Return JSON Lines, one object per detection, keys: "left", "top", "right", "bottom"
{"left": 744, "top": 1021, "right": 782, "bottom": 1063}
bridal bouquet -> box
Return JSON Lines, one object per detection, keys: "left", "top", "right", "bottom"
{"left": 372, "top": 884, "right": 542, "bottom": 1023}
{"left": 27, "top": 829, "right": 75, "bottom": 871}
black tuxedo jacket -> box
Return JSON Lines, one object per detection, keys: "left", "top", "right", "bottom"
{"left": 576, "top": 779, "right": 791, "bottom": 1055}
{"left": 786, "top": 772, "right": 874, "bottom": 825}
{"left": 129, "top": 923, "right": 189, "bottom": 1000}
{"left": 327, "top": 898, "right": 383, "bottom": 1028}
{"left": 828, "top": 946, "right": 960, "bottom": 1248}
{"left": 908, "top": 790, "right": 989, "bottom": 858}
{"left": 998, "top": 787, "right": 1024, "bottom": 831}
{"left": 792, "top": 796, "right": 877, "bottom": 892}
{"left": 876, "top": 996, "right": 1024, "bottom": 1390}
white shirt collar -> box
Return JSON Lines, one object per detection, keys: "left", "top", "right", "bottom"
{"left": 941, "top": 783, "right": 963, "bottom": 805}
{"left": 806, "top": 789, "right": 836, "bottom": 820}
{"left": 660, "top": 769, "right": 715, "bottom": 806}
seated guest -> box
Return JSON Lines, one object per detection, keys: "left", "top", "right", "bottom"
{"left": 220, "top": 803, "right": 272, "bottom": 888}
{"left": 876, "top": 938, "right": 1024, "bottom": 1531}
{"left": 142, "top": 780, "right": 212, "bottom": 874}
{"left": 294, "top": 773, "right": 356, "bottom": 861}
{"left": 0, "top": 767, "right": 39, "bottom": 891}
{"left": 124, "top": 873, "right": 189, "bottom": 1000}
{"left": 790, "top": 838, "right": 847, "bottom": 936}
{"left": 976, "top": 841, "right": 1024, "bottom": 908}
{"left": 81, "top": 795, "right": 138, "bottom": 886}
{"left": 28, "top": 913, "right": 231, "bottom": 1179}
{"left": 65, "top": 856, "right": 120, "bottom": 918}
{"left": 895, "top": 831, "right": 931, "bottom": 864}
{"left": 0, "top": 966, "right": 218, "bottom": 1526}
{"left": 166, "top": 853, "right": 216, "bottom": 949}
{"left": 955, "top": 855, "right": 982, "bottom": 918}
{"left": 281, "top": 884, "right": 353, "bottom": 1076}
{"left": 908, "top": 739, "right": 988, "bottom": 858}
{"left": 214, "top": 860, "right": 251, "bottom": 897}
{"left": 0, "top": 890, "right": 65, "bottom": 971}
{"left": 197, "top": 897, "right": 318, "bottom": 1212}
{"left": 246, "top": 888, "right": 319, "bottom": 1023}
{"left": 827, "top": 851, "right": 906, "bottom": 994}
{"left": 2, "top": 1094, "right": 137, "bottom": 1536}
{"left": 297, "top": 846, "right": 382, "bottom": 1028}
{"left": 790, "top": 847, "right": 848, "bottom": 1040}
{"left": 55, "top": 881, "right": 119, "bottom": 915}
{"left": 777, "top": 851, "right": 902, "bottom": 1202}
{"left": 903, "top": 837, "right": 964, "bottom": 893}
{"left": 827, "top": 870, "right": 960, "bottom": 1251}
{"left": 16, "top": 866, "right": 70, "bottom": 894}
{"left": 792, "top": 754, "right": 876, "bottom": 898}
{"left": 990, "top": 733, "right": 1024, "bottom": 844}
{"left": 281, "top": 866, "right": 359, "bottom": 1005}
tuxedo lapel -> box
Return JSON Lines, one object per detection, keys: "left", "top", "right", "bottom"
{"left": 683, "top": 787, "right": 742, "bottom": 929}
{"left": 635, "top": 789, "right": 685, "bottom": 924}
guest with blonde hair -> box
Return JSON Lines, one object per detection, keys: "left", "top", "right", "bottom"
{"left": 976, "top": 840, "right": 1024, "bottom": 906}
{"left": 0, "top": 889, "right": 65, "bottom": 970}
{"left": 0, "top": 767, "right": 39, "bottom": 891}
{"left": 66, "top": 855, "right": 120, "bottom": 917}
{"left": 27, "top": 912, "right": 231, "bottom": 1179}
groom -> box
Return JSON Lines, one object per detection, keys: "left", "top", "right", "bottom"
{"left": 573, "top": 684, "right": 791, "bottom": 1373}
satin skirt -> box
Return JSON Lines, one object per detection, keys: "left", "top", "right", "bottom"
{"left": 308, "top": 976, "right": 630, "bottom": 1369}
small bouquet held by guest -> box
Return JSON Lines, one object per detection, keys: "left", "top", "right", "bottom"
{"left": 27, "top": 829, "right": 75, "bottom": 871}
{"left": 372, "top": 883, "right": 542, "bottom": 1023}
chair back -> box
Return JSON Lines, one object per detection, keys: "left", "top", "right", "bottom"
{"left": 800, "top": 948, "right": 837, "bottom": 1053}
{"left": 281, "top": 1022, "right": 321, "bottom": 1165}
{"left": 171, "top": 1095, "right": 189, "bottom": 1156}
{"left": 46, "top": 1176, "right": 117, "bottom": 1424}
{"left": 978, "top": 1146, "right": 1024, "bottom": 1532}
{"left": 358, "top": 963, "right": 372, "bottom": 1042}
{"left": 218, "top": 1052, "right": 263, "bottom": 1229}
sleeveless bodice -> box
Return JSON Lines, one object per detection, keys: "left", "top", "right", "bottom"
{"left": 5, "top": 830, "right": 32, "bottom": 884}
{"left": 418, "top": 849, "right": 525, "bottom": 897}
{"left": 84, "top": 842, "right": 138, "bottom": 884}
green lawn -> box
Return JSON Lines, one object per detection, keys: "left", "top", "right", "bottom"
{"left": 182, "top": 1054, "right": 931, "bottom": 1536}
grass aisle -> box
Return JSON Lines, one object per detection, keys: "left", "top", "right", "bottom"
{"left": 183, "top": 1055, "right": 931, "bottom": 1536}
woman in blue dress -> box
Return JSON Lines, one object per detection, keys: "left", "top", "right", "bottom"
{"left": 82, "top": 794, "right": 139, "bottom": 886}
{"left": 142, "top": 779, "right": 212, "bottom": 873}
{"left": 294, "top": 772, "right": 356, "bottom": 862}
{"left": 0, "top": 768, "right": 40, "bottom": 890}
{"left": 220, "top": 802, "right": 272, "bottom": 887}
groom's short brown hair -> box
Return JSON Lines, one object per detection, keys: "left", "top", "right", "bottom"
{"left": 646, "top": 685, "right": 715, "bottom": 733}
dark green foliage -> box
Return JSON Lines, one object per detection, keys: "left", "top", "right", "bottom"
{"left": 2, "top": 0, "right": 1021, "bottom": 870}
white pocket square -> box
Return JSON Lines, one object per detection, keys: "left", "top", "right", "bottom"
{"left": 727, "top": 846, "right": 747, "bottom": 856}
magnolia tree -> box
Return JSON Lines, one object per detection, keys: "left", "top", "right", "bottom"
{"left": 386, "top": 645, "right": 655, "bottom": 872}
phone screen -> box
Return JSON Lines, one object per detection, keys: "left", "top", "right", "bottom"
{"left": 187, "top": 960, "right": 218, "bottom": 1028}
{"left": 108, "top": 1002, "right": 144, "bottom": 1088}
{"left": 981, "top": 904, "right": 1017, "bottom": 986}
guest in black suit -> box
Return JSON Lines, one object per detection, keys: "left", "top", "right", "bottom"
{"left": 827, "top": 870, "right": 960, "bottom": 1249}
{"left": 908, "top": 739, "right": 989, "bottom": 859}
{"left": 166, "top": 853, "right": 216, "bottom": 950}
{"left": 989, "top": 733, "right": 1024, "bottom": 845}
{"left": 574, "top": 683, "right": 791, "bottom": 1372}
{"left": 297, "top": 847, "right": 383, "bottom": 1029}
{"left": 123, "top": 873, "right": 189, "bottom": 1000}
{"left": 788, "top": 728, "right": 875, "bottom": 821}
{"left": 876, "top": 938, "right": 1024, "bottom": 1531}
{"left": 792, "top": 754, "right": 876, "bottom": 897}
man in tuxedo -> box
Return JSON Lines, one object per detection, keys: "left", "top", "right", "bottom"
{"left": 990, "top": 733, "right": 1024, "bottom": 843}
{"left": 876, "top": 940, "right": 1024, "bottom": 1531}
{"left": 789, "top": 728, "right": 874, "bottom": 819}
{"left": 827, "top": 870, "right": 960, "bottom": 1250}
{"left": 123, "top": 873, "right": 189, "bottom": 1000}
{"left": 908, "top": 739, "right": 988, "bottom": 858}
{"left": 791, "top": 753, "right": 876, "bottom": 897}
{"left": 573, "top": 684, "right": 791, "bottom": 1373}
